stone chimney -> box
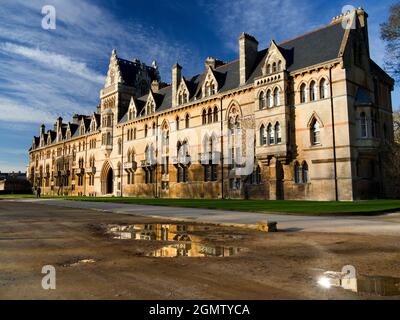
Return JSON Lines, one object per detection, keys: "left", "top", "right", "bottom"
{"left": 205, "top": 57, "right": 224, "bottom": 70}
{"left": 151, "top": 80, "right": 160, "bottom": 93}
{"left": 72, "top": 114, "right": 80, "bottom": 124}
{"left": 40, "top": 124, "right": 45, "bottom": 135}
{"left": 239, "top": 33, "right": 258, "bottom": 85}
{"left": 171, "top": 63, "right": 182, "bottom": 108}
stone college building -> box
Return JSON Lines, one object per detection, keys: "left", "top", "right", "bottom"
{"left": 28, "top": 9, "right": 395, "bottom": 200}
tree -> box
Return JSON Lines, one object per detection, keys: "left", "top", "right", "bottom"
{"left": 380, "top": 3, "right": 400, "bottom": 82}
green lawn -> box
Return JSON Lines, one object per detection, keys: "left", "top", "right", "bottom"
{"left": 57, "top": 197, "right": 400, "bottom": 215}
{"left": 2, "top": 194, "right": 400, "bottom": 215}
{"left": 0, "top": 194, "right": 35, "bottom": 198}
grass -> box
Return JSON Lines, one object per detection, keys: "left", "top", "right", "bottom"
{"left": 55, "top": 196, "right": 400, "bottom": 215}
{"left": 0, "top": 194, "right": 35, "bottom": 198}
{"left": 3, "top": 194, "right": 400, "bottom": 215}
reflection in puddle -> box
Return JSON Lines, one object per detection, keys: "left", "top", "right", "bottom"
{"left": 107, "top": 224, "right": 206, "bottom": 242}
{"left": 317, "top": 271, "right": 400, "bottom": 296}
{"left": 107, "top": 224, "right": 242, "bottom": 258}
{"left": 147, "top": 242, "right": 241, "bottom": 258}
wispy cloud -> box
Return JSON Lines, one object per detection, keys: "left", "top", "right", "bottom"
{"left": 0, "top": 97, "right": 54, "bottom": 124}
{"left": 198, "top": 0, "right": 318, "bottom": 51}
{"left": 0, "top": 42, "right": 105, "bottom": 84}
{"left": 0, "top": 0, "right": 200, "bottom": 126}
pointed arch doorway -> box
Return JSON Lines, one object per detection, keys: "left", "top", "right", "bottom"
{"left": 101, "top": 162, "right": 114, "bottom": 195}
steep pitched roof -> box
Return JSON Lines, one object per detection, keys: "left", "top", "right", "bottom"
{"left": 117, "top": 58, "right": 158, "bottom": 86}
{"left": 117, "top": 19, "right": 389, "bottom": 125}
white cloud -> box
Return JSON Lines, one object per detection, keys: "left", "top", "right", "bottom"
{"left": 0, "top": 98, "right": 54, "bottom": 124}
{"left": 0, "top": 42, "right": 105, "bottom": 84}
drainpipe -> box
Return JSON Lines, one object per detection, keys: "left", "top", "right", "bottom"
{"left": 121, "top": 126, "right": 124, "bottom": 197}
{"left": 329, "top": 66, "right": 339, "bottom": 201}
{"left": 155, "top": 115, "right": 159, "bottom": 198}
{"left": 220, "top": 97, "right": 224, "bottom": 199}
{"left": 84, "top": 135, "right": 87, "bottom": 196}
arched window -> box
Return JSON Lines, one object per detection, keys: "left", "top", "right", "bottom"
{"left": 176, "top": 116, "right": 180, "bottom": 131}
{"left": 259, "top": 91, "right": 266, "bottom": 109}
{"left": 144, "top": 124, "right": 148, "bottom": 137}
{"left": 178, "top": 93, "right": 183, "bottom": 105}
{"left": 310, "top": 81, "right": 317, "bottom": 101}
{"left": 213, "top": 106, "right": 218, "bottom": 122}
{"left": 267, "top": 64, "right": 271, "bottom": 74}
{"left": 311, "top": 120, "right": 320, "bottom": 145}
{"left": 273, "top": 88, "right": 280, "bottom": 106}
{"left": 302, "top": 161, "right": 309, "bottom": 183}
{"left": 268, "top": 124, "right": 275, "bottom": 145}
{"left": 277, "top": 60, "right": 282, "bottom": 71}
{"left": 260, "top": 124, "right": 267, "bottom": 145}
{"left": 275, "top": 122, "right": 282, "bottom": 144}
{"left": 267, "top": 90, "right": 273, "bottom": 108}
{"left": 211, "top": 82, "right": 216, "bottom": 95}
{"left": 117, "top": 139, "right": 122, "bottom": 155}
{"left": 360, "top": 112, "right": 367, "bottom": 138}
{"left": 204, "top": 82, "right": 210, "bottom": 97}
{"left": 207, "top": 108, "right": 212, "bottom": 124}
{"left": 117, "top": 162, "right": 122, "bottom": 177}
{"left": 202, "top": 109, "right": 207, "bottom": 125}
{"left": 320, "top": 78, "right": 328, "bottom": 99}
{"left": 152, "top": 122, "right": 156, "bottom": 136}
{"left": 133, "top": 128, "right": 136, "bottom": 139}
{"left": 185, "top": 114, "right": 190, "bottom": 128}
{"left": 294, "top": 162, "right": 302, "bottom": 184}
{"left": 272, "top": 62, "right": 277, "bottom": 73}
{"left": 300, "top": 83, "right": 307, "bottom": 103}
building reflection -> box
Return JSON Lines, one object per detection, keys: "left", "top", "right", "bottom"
{"left": 148, "top": 243, "right": 241, "bottom": 258}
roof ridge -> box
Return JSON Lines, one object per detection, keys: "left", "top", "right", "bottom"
{"left": 278, "top": 20, "right": 342, "bottom": 46}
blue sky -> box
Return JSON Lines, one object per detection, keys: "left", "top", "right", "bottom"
{"left": 0, "top": 0, "right": 398, "bottom": 172}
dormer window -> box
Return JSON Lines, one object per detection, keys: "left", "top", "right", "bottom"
{"left": 204, "top": 80, "right": 217, "bottom": 97}
{"left": 146, "top": 101, "right": 155, "bottom": 115}
{"left": 177, "top": 89, "right": 189, "bottom": 106}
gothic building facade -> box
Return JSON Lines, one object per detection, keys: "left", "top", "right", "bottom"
{"left": 27, "top": 9, "right": 395, "bottom": 200}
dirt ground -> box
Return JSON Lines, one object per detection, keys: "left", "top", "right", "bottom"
{"left": 0, "top": 200, "right": 399, "bottom": 299}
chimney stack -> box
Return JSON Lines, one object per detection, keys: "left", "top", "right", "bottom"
{"left": 239, "top": 33, "right": 258, "bottom": 85}
{"left": 205, "top": 57, "right": 224, "bottom": 70}
{"left": 171, "top": 63, "right": 182, "bottom": 108}
{"left": 40, "top": 124, "right": 45, "bottom": 135}
{"left": 151, "top": 80, "right": 160, "bottom": 93}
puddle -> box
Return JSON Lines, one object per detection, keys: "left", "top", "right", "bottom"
{"left": 107, "top": 223, "right": 209, "bottom": 242}
{"left": 317, "top": 271, "right": 400, "bottom": 296}
{"left": 147, "top": 242, "right": 241, "bottom": 258}
{"left": 107, "top": 223, "right": 243, "bottom": 258}
{"left": 64, "top": 258, "right": 96, "bottom": 267}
